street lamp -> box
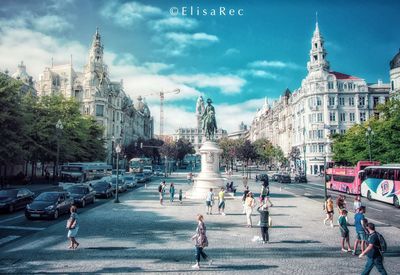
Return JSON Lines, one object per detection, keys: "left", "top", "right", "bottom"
{"left": 55, "top": 119, "right": 63, "bottom": 180}
{"left": 365, "top": 126, "right": 374, "bottom": 161}
{"left": 164, "top": 156, "right": 168, "bottom": 178}
{"left": 323, "top": 153, "right": 327, "bottom": 202}
{"left": 114, "top": 143, "right": 122, "bottom": 203}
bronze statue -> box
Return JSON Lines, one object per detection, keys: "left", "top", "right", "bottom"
{"left": 201, "top": 98, "right": 218, "bottom": 140}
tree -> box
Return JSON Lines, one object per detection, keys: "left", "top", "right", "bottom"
{"left": 218, "top": 137, "right": 239, "bottom": 169}
{"left": 252, "top": 138, "right": 276, "bottom": 166}
{"left": 237, "top": 139, "right": 257, "bottom": 164}
{"left": 176, "top": 138, "right": 195, "bottom": 162}
{"left": 159, "top": 141, "right": 178, "bottom": 160}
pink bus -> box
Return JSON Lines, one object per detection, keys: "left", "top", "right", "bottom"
{"left": 326, "top": 161, "right": 380, "bottom": 195}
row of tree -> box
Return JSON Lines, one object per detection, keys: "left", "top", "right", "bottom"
{"left": 218, "top": 137, "right": 286, "bottom": 169}
{"left": 332, "top": 98, "right": 400, "bottom": 165}
{"left": 0, "top": 73, "right": 106, "bottom": 178}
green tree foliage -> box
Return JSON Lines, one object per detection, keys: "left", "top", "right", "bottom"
{"left": 218, "top": 137, "right": 240, "bottom": 168}
{"left": 176, "top": 138, "right": 195, "bottom": 161}
{"left": 0, "top": 74, "right": 26, "bottom": 165}
{"left": 236, "top": 139, "right": 257, "bottom": 163}
{"left": 252, "top": 138, "right": 276, "bottom": 164}
{"left": 332, "top": 98, "right": 400, "bottom": 165}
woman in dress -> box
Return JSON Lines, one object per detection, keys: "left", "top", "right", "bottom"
{"left": 191, "top": 214, "right": 211, "bottom": 269}
{"left": 67, "top": 205, "right": 79, "bottom": 249}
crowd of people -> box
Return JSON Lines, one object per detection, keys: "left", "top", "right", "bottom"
{"left": 324, "top": 194, "right": 388, "bottom": 274}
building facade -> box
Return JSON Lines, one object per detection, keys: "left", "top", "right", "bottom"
{"left": 34, "top": 29, "right": 153, "bottom": 163}
{"left": 390, "top": 49, "right": 400, "bottom": 96}
{"left": 250, "top": 22, "right": 390, "bottom": 175}
{"left": 227, "top": 122, "right": 249, "bottom": 140}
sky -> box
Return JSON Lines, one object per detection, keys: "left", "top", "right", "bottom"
{"left": 1, "top": 0, "right": 399, "bottom": 135}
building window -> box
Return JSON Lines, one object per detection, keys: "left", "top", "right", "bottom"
{"left": 349, "top": 97, "right": 355, "bottom": 106}
{"left": 339, "top": 97, "right": 345, "bottom": 106}
{"left": 349, "top": 83, "right": 353, "bottom": 90}
{"left": 330, "top": 129, "right": 337, "bottom": 135}
{"left": 318, "top": 144, "right": 325, "bottom": 153}
{"left": 360, "top": 112, "right": 366, "bottom": 122}
{"left": 349, "top": 113, "right": 355, "bottom": 122}
{"left": 329, "top": 112, "right": 336, "bottom": 122}
{"left": 359, "top": 96, "right": 365, "bottom": 106}
{"left": 340, "top": 129, "right": 346, "bottom": 135}
{"left": 317, "top": 130, "right": 323, "bottom": 139}
{"left": 328, "top": 81, "right": 334, "bottom": 90}
{"left": 317, "top": 113, "right": 323, "bottom": 122}
{"left": 85, "top": 89, "right": 90, "bottom": 98}
{"left": 373, "top": 97, "right": 379, "bottom": 108}
{"left": 313, "top": 55, "right": 317, "bottom": 61}
{"left": 338, "top": 82, "right": 344, "bottom": 91}
{"left": 316, "top": 97, "right": 322, "bottom": 106}
{"left": 392, "top": 81, "right": 395, "bottom": 91}
{"left": 329, "top": 97, "right": 335, "bottom": 106}
{"left": 95, "top": 105, "right": 104, "bottom": 117}
{"left": 340, "top": 113, "right": 346, "bottom": 122}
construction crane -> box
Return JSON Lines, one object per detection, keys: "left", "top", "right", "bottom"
{"left": 141, "top": 89, "right": 180, "bottom": 137}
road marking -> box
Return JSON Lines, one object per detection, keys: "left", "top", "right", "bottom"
{"left": 0, "top": 214, "right": 24, "bottom": 224}
{"left": 368, "top": 206, "right": 383, "bottom": 212}
{"left": 0, "top": 235, "right": 20, "bottom": 246}
{"left": 367, "top": 218, "right": 388, "bottom": 226}
{"left": 0, "top": 225, "right": 46, "bottom": 231}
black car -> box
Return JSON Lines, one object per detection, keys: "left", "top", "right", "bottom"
{"left": 279, "top": 174, "right": 292, "bottom": 183}
{"left": 294, "top": 174, "right": 308, "bottom": 183}
{"left": 25, "top": 192, "right": 73, "bottom": 220}
{"left": 66, "top": 185, "right": 96, "bottom": 207}
{"left": 0, "top": 188, "right": 35, "bottom": 213}
{"left": 135, "top": 173, "right": 146, "bottom": 183}
{"left": 271, "top": 174, "right": 282, "bottom": 182}
{"left": 91, "top": 181, "right": 114, "bottom": 198}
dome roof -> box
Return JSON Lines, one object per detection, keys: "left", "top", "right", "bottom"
{"left": 134, "top": 96, "right": 150, "bottom": 116}
{"left": 390, "top": 49, "right": 400, "bottom": 70}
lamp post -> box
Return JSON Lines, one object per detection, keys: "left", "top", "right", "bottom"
{"left": 114, "top": 143, "right": 121, "bottom": 203}
{"left": 365, "top": 126, "right": 374, "bottom": 161}
{"left": 164, "top": 155, "right": 168, "bottom": 178}
{"left": 303, "top": 127, "right": 307, "bottom": 181}
{"left": 55, "top": 119, "right": 63, "bottom": 180}
{"left": 323, "top": 153, "right": 327, "bottom": 201}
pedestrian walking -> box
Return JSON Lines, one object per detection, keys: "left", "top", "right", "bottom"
{"left": 66, "top": 205, "right": 79, "bottom": 250}
{"left": 337, "top": 195, "right": 347, "bottom": 212}
{"left": 169, "top": 183, "right": 175, "bottom": 203}
{"left": 244, "top": 192, "right": 256, "bottom": 227}
{"left": 323, "top": 195, "right": 334, "bottom": 227}
{"left": 191, "top": 214, "right": 211, "bottom": 269}
{"left": 242, "top": 176, "right": 248, "bottom": 188}
{"left": 158, "top": 181, "right": 164, "bottom": 205}
{"left": 242, "top": 186, "right": 250, "bottom": 214}
{"left": 354, "top": 195, "right": 362, "bottom": 213}
{"left": 187, "top": 173, "right": 193, "bottom": 184}
{"left": 353, "top": 206, "right": 367, "bottom": 255}
{"left": 178, "top": 189, "right": 183, "bottom": 204}
{"left": 205, "top": 188, "right": 215, "bottom": 215}
{"left": 338, "top": 209, "right": 352, "bottom": 252}
{"left": 257, "top": 202, "right": 270, "bottom": 244}
{"left": 218, "top": 187, "right": 226, "bottom": 215}
{"left": 359, "top": 223, "right": 388, "bottom": 275}
{"left": 260, "top": 184, "right": 268, "bottom": 204}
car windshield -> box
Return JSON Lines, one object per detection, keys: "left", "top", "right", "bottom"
{"left": 136, "top": 173, "right": 144, "bottom": 177}
{"left": 61, "top": 173, "right": 83, "bottom": 183}
{"left": 35, "top": 193, "right": 59, "bottom": 202}
{"left": 124, "top": 176, "right": 134, "bottom": 181}
{"left": 67, "top": 187, "right": 86, "bottom": 194}
{"left": 0, "top": 190, "right": 18, "bottom": 197}
{"left": 111, "top": 178, "right": 123, "bottom": 184}
{"left": 93, "top": 182, "right": 108, "bottom": 189}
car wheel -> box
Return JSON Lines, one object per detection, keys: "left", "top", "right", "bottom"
{"left": 394, "top": 196, "right": 400, "bottom": 208}
{"left": 329, "top": 184, "right": 333, "bottom": 190}
{"left": 25, "top": 214, "right": 32, "bottom": 220}
{"left": 92, "top": 197, "right": 95, "bottom": 204}
{"left": 367, "top": 191, "right": 372, "bottom": 201}
{"left": 81, "top": 200, "right": 86, "bottom": 208}
{"left": 8, "top": 204, "right": 15, "bottom": 213}
{"left": 53, "top": 210, "right": 59, "bottom": 220}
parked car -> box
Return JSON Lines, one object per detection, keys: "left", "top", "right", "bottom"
{"left": 135, "top": 173, "right": 146, "bottom": 183}
{"left": 279, "top": 174, "right": 292, "bottom": 184}
{"left": 91, "top": 181, "right": 114, "bottom": 198}
{"left": 66, "top": 185, "right": 96, "bottom": 207}
{"left": 153, "top": 168, "right": 163, "bottom": 176}
{"left": 123, "top": 174, "right": 137, "bottom": 188}
{"left": 271, "top": 173, "right": 282, "bottom": 182}
{"left": 294, "top": 174, "right": 308, "bottom": 183}
{"left": 0, "top": 188, "right": 35, "bottom": 213}
{"left": 111, "top": 177, "right": 127, "bottom": 193}
{"left": 25, "top": 191, "right": 73, "bottom": 220}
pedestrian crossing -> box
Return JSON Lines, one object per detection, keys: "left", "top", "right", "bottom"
{"left": 0, "top": 235, "right": 20, "bottom": 246}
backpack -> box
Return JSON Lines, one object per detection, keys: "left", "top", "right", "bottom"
{"left": 375, "top": 232, "right": 387, "bottom": 254}
{"left": 158, "top": 184, "right": 162, "bottom": 192}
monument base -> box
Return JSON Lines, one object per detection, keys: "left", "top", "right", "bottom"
{"left": 187, "top": 140, "right": 227, "bottom": 199}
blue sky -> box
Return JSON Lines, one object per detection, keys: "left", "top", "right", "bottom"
{"left": 1, "top": 0, "right": 399, "bottom": 134}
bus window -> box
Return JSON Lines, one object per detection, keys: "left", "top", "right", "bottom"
{"left": 395, "top": 170, "right": 400, "bottom": 181}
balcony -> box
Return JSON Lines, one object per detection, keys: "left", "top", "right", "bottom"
{"left": 327, "top": 104, "right": 337, "bottom": 109}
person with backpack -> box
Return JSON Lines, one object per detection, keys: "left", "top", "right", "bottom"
{"left": 353, "top": 206, "right": 367, "bottom": 256}
{"left": 359, "top": 222, "right": 387, "bottom": 275}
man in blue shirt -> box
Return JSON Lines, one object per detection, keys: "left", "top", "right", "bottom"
{"left": 359, "top": 223, "right": 387, "bottom": 275}
{"left": 353, "top": 206, "right": 367, "bottom": 255}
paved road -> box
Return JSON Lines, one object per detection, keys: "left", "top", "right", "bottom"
{"left": 0, "top": 179, "right": 156, "bottom": 248}
{"left": 271, "top": 175, "right": 400, "bottom": 229}
{"left": 0, "top": 173, "right": 399, "bottom": 274}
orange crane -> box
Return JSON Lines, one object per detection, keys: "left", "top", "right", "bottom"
{"left": 141, "top": 89, "right": 180, "bottom": 137}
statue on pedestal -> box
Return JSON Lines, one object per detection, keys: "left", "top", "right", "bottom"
{"left": 201, "top": 98, "right": 218, "bottom": 141}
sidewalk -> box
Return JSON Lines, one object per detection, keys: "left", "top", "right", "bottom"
{"left": 0, "top": 175, "right": 399, "bottom": 274}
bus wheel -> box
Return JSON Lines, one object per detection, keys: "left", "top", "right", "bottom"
{"left": 394, "top": 196, "right": 400, "bottom": 208}
{"left": 367, "top": 191, "right": 372, "bottom": 201}
{"left": 346, "top": 187, "right": 350, "bottom": 195}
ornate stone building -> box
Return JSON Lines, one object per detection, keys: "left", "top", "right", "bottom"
{"left": 390, "top": 49, "right": 400, "bottom": 96}
{"left": 35, "top": 29, "right": 153, "bottom": 163}
{"left": 250, "top": 22, "right": 390, "bottom": 175}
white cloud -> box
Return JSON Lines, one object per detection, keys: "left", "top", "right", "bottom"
{"left": 249, "top": 60, "right": 301, "bottom": 70}
{"left": 224, "top": 48, "right": 240, "bottom": 56}
{"left": 159, "top": 32, "right": 219, "bottom": 56}
{"left": 100, "top": 0, "right": 162, "bottom": 27}
{"left": 150, "top": 17, "right": 198, "bottom": 32}
{"left": 240, "top": 69, "right": 278, "bottom": 79}
{"left": 32, "top": 15, "right": 72, "bottom": 32}
{"left": 170, "top": 74, "right": 246, "bottom": 94}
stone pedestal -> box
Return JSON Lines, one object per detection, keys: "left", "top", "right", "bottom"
{"left": 187, "top": 140, "right": 226, "bottom": 199}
